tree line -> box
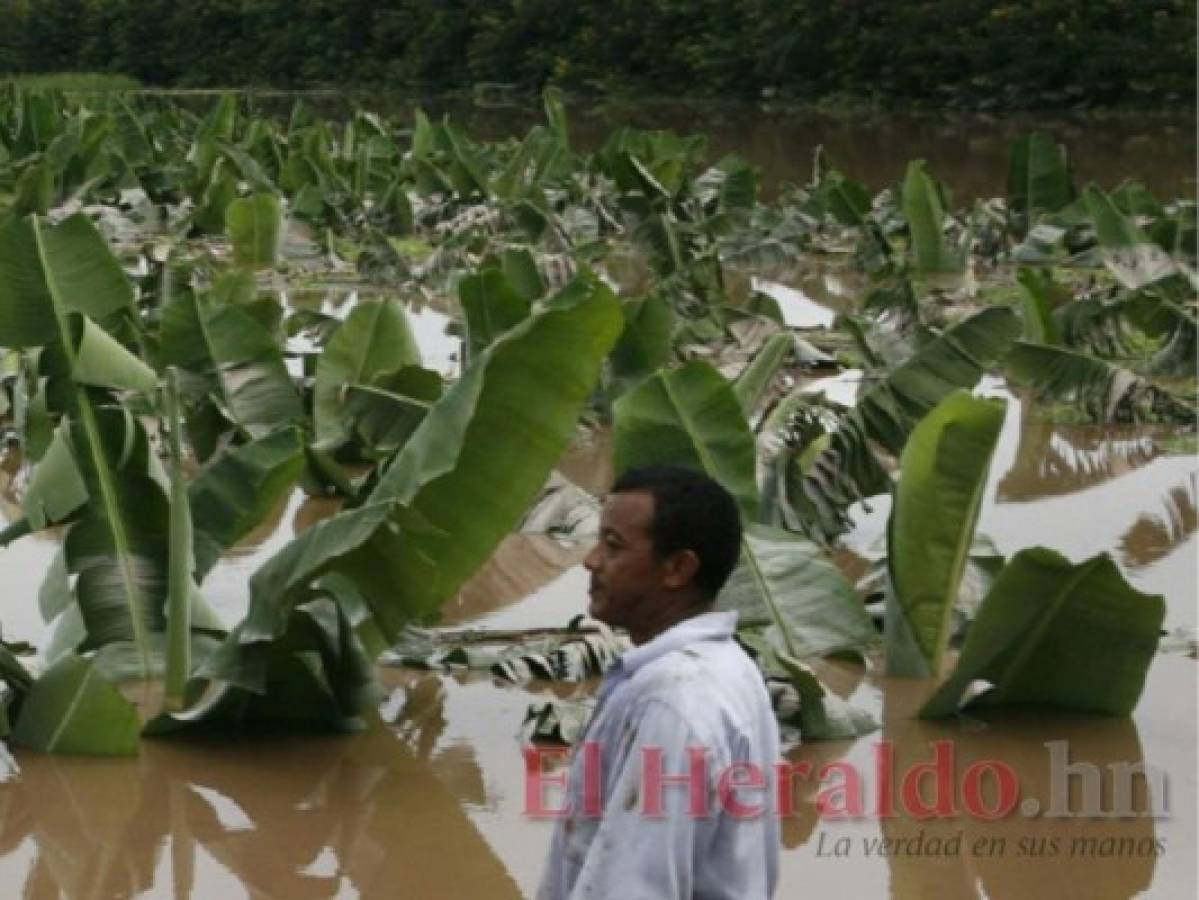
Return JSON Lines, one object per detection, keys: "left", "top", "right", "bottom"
{"left": 0, "top": 0, "right": 1193, "bottom": 107}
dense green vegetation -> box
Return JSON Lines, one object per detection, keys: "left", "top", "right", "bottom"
{"left": 0, "top": 1, "right": 1193, "bottom": 108}
{"left": 0, "top": 87, "right": 1192, "bottom": 753}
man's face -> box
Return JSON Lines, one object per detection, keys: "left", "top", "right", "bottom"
{"left": 584, "top": 491, "right": 666, "bottom": 632}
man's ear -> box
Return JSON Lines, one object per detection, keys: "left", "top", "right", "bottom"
{"left": 662, "top": 549, "right": 701, "bottom": 589}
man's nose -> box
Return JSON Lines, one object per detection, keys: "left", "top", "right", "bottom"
{"left": 583, "top": 543, "right": 600, "bottom": 571}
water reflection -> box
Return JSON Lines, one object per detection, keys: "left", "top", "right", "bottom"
{"left": 996, "top": 403, "right": 1163, "bottom": 503}
{"left": 0, "top": 729, "right": 521, "bottom": 899}
{"left": 778, "top": 655, "right": 1194, "bottom": 899}
{"left": 1119, "top": 475, "right": 1198, "bottom": 570}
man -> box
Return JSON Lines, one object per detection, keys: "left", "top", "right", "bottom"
{"left": 537, "top": 466, "right": 780, "bottom": 899}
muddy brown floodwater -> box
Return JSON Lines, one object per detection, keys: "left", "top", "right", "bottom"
{"left": 169, "top": 92, "right": 1197, "bottom": 201}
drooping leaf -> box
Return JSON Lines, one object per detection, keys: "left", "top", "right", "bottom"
{"left": 612, "top": 359, "right": 759, "bottom": 521}
{"left": 732, "top": 332, "right": 793, "bottom": 418}
{"left": 342, "top": 367, "right": 442, "bottom": 455}
{"left": 773, "top": 306, "right": 1021, "bottom": 539}
{"left": 737, "top": 630, "right": 878, "bottom": 741}
{"left": 11, "top": 654, "right": 140, "bottom": 756}
{"left": 160, "top": 288, "right": 303, "bottom": 439}
{"left": 884, "top": 391, "right": 1007, "bottom": 677}
{"left": 187, "top": 428, "right": 306, "bottom": 577}
{"left": 920, "top": 549, "right": 1164, "bottom": 718}
{"left": 1083, "top": 185, "right": 1180, "bottom": 290}
{"left": 313, "top": 297, "right": 422, "bottom": 445}
{"left": 23, "top": 421, "right": 88, "bottom": 529}
{"left": 0, "top": 213, "right": 136, "bottom": 349}
{"left": 719, "top": 524, "right": 878, "bottom": 660}
{"left": 1006, "top": 341, "right": 1196, "bottom": 425}
{"left": 64, "top": 408, "right": 168, "bottom": 661}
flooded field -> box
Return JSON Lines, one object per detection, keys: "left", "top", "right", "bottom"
{"left": 2, "top": 368, "right": 1195, "bottom": 897}
{"left": 1, "top": 95, "right": 1196, "bottom": 898}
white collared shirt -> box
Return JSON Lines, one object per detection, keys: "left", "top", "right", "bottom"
{"left": 537, "top": 610, "right": 781, "bottom": 899}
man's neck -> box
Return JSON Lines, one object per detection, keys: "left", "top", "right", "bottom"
{"left": 628, "top": 597, "right": 713, "bottom": 646}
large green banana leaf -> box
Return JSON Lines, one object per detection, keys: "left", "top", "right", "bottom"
{"left": 719, "top": 524, "right": 878, "bottom": 660}
{"left": 612, "top": 360, "right": 759, "bottom": 521}
{"left": 920, "top": 549, "right": 1164, "bottom": 718}
{"left": 0, "top": 213, "right": 138, "bottom": 348}
{"left": 11, "top": 653, "right": 140, "bottom": 755}
{"left": 188, "top": 428, "right": 306, "bottom": 578}
{"left": 226, "top": 192, "right": 283, "bottom": 268}
{"left": 458, "top": 268, "right": 531, "bottom": 365}
{"left": 160, "top": 288, "right": 303, "bottom": 439}
{"left": 606, "top": 294, "right": 675, "bottom": 399}
{"left": 901, "top": 160, "right": 966, "bottom": 273}
{"left": 313, "top": 297, "right": 421, "bottom": 446}
{"left": 1006, "top": 132, "right": 1074, "bottom": 239}
{"left": 885, "top": 391, "right": 1007, "bottom": 677}
{"left": 0, "top": 215, "right": 165, "bottom": 676}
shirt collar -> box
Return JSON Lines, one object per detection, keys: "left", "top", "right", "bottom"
{"left": 618, "top": 610, "right": 738, "bottom": 676}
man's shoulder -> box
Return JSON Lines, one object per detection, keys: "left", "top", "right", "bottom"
{"left": 623, "top": 637, "right": 769, "bottom": 735}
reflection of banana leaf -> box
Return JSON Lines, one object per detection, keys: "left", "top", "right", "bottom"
{"left": 1119, "top": 475, "right": 1198, "bottom": 569}
{"left": 882, "top": 671, "right": 1157, "bottom": 900}
{"left": 997, "top": 406, "right": 1162, "bottom": 502}
{"left": 3, "top": 728, "right": 520, "bottom": 897}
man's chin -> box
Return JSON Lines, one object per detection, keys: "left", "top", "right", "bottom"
{"left": 588, "top": 594, "right": 611, "bottom": 624}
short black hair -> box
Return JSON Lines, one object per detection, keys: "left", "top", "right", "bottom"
{"left": 609, "top": 466, "right": 743, "bottom": 599}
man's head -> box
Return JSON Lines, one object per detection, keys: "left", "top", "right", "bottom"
{"left": 584, "top": 466, "right": 742, "bottom": 644}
